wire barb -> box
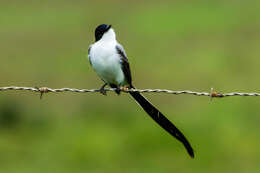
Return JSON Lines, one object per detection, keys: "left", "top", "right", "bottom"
{"left": 1, "top": 86, "right": 260, "bottom": 98}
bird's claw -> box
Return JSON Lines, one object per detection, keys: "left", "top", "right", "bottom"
{"left": 99, "top": 88, "right": 107, "bottom": 95}
{"left": 99, "top": 83, "right": 108, "bottom": 96}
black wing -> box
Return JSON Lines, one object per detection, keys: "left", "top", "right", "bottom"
{"left": 116, "top": 44, "right": 132, "bottom": 86}
{"left": 88, "top": 45, "right": 92, "bottom": 66}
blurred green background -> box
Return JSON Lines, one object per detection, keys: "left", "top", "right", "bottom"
{"left": 1, "top": 0, "right": 260, "bottom": 172}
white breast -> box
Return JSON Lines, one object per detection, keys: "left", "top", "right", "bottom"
{"left": 89, "top": 40, "right": 125, "bottom": 85}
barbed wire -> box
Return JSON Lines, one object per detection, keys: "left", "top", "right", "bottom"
{"left": 1, "top": 86, "right": 260, "bottom": 99}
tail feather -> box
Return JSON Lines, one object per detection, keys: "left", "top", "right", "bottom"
{"left": 129, "top": 87, "right": 194, "bottom": 158}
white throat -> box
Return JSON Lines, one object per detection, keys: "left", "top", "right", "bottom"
{"left": 100, "top": 29, "right": 116, "bottom": 42}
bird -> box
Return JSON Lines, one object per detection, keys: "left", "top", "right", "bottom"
{"left": 88, "top": 24, "right": 194, "bottom": 158}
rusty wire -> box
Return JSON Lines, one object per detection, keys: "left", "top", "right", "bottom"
{"left": 1, "top": 86, "right": 260, "bottom": 99}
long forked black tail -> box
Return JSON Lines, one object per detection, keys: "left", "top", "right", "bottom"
{"left": 129, "top": 87, "right": 194, "bottom": 158}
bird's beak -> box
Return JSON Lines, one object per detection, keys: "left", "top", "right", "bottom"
{"left": 106, "top": 25, "right": 112, "bottom": 31}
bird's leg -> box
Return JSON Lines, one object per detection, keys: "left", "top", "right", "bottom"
{"left": 99, "top": 83, "right": 108, "bottom": 95}
{"left": 109, "top": 84, "right": 121, "bottom": 95}
{"left": 115, "top": 86, "right": 121, "bottom": 95}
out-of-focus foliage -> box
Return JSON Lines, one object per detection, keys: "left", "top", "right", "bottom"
{"left": 0, "top": 0, "right": 260, "bottom": 172}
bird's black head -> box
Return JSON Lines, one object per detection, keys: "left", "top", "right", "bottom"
{"left": 95, "top": 24, "right": 112, "bottom": 42}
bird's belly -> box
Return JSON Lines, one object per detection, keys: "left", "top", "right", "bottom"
{"left": 92, "top": 55, "right": 125, "bottom": 85}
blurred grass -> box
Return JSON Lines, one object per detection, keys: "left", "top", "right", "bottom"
{"left": 0, "top": 0, "right": 260, "bottom": 172}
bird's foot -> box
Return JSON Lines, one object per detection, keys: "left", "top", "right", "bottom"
{"left": 99, "top": 83, "right": 107, "bottom": 96}
{"left": 115, "top": 87, "right": 121, "bottom": 95}
{"left": 100, "top": 88, "right": 106, "bottom": 95}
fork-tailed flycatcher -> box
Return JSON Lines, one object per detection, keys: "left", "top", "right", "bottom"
{"left": 88, "top": 24, "right": 194, "bottom": 158}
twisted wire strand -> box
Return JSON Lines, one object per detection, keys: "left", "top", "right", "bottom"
{"left": 1, "top": 86, "right": 260, "bottom": 98}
